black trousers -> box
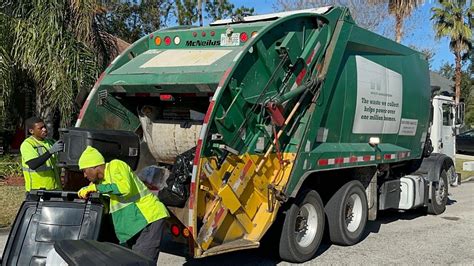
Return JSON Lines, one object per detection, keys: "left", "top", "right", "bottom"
{"left": 126, "top": 219, "right": 165, "bottom": 264}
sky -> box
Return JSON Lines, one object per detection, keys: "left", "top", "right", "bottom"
{"left": 228, "top": 0, "right": 464, "bottom": 71}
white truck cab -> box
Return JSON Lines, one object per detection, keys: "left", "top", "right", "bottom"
{"left": 431, "top": 95, "right": 457, "bottom": 160}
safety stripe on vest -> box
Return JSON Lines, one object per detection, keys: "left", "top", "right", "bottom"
{"left": 107, "top": 163, "right": 152, "bottom": 213}
{"left": 109, "top": 189, "right": 152, "bottom": 213}
{"left": 22, "top": 165, "right": 54, "bottom": 172}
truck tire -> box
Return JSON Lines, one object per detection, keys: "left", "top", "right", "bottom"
{"left": 279, "top": 190, "right": 325, "bottom": 263}
{"left": 325, "top": 180, "right": 367, "bottom": 246}
{"left": 427, "top": 170, "right": 448, "bottom": 215}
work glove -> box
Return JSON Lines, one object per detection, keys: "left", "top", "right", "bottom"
{"left": 78, "top": 184, "right": 97, "bottom": 199}
{"left": 49, "top": 140, "right": 64, "bottom": 154}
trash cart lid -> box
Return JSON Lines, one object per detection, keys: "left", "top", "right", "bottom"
{"left": 53, "top": 240, "right": 155, "bottom": 266}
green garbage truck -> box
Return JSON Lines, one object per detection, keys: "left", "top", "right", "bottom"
{"left": 69, "top": 6, "right": 457, "bottom": 262}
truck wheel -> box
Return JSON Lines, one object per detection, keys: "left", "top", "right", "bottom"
{"left": 279, "top": 190, "right": 325, "bottom": 263}
{"left": 325, "top": 180, "right": 367, "bottom": 246}
{"left": 427, "top": 170, "right": 448, "bottom": 215}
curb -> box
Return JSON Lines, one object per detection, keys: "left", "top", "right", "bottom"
{"left": 462, "top": 176, "right": 474, "bottom": 183}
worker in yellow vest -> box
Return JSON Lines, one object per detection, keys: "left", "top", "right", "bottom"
{"left": 20, "top": 117, "right": 63, "bottom": 192}
{"left": 77, "top": 146, "right": 169, "bottom": 263}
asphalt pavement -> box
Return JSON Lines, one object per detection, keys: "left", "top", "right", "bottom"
{"left": 1, "top": 181, "right": 473, "bottom": 265}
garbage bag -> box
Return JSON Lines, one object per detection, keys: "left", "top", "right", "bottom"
{"left": 158, "top": 147, "right": 195, "bottom": 207}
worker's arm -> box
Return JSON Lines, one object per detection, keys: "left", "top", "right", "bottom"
{"left": 25, "top": 152, "right": 52, "bottom": 170}
{"left": 96, "top": 183, "right": 121, "bottom": 195}
{"left": 96, "top": 161, "right": 132, "bottom": 196}
{"left": 22, "top": 140, "right": 63, "bottom": 170}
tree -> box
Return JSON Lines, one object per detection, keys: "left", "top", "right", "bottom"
{"left": 175, "top": 0, "right": 199, "bottom": 25}
{"left": 205, "top": 0, "right": 255, "bottom": 21}
{"left": 175, "top": 0, "right": 255, "bottom": 26}
{"left": 102, "top": 0, "right": 173, "bottom": 43}
{"left": 387, "top": 0, "right": 424, "bottom": 43}
{"left": 431, "top": 0, "right": 474, "bottom": 105}
{"left": 409, "top": 45, "right": 436, "bottom": 69}
{"left": 438, "top": 62, "right": 474, "bottom": 127}
{"left": 0, "top": 12, "right": 19, "bottom": 131}
{"left": 438, "top": 62, "right": 455, "bottom": 80}
{"left": 274, "top": 0, "right": 387, "bottom": 32}
{"left": 0, "top": 0, "right": 117, "bottom": 129}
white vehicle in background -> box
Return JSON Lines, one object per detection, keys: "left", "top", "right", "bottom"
{"left": 429, "top": 94, "right": 464, "bottom": 186}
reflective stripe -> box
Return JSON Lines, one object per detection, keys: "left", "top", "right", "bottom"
{"left": 22, "top": 165, "right": 54, "bottom": 172}
{"left": 109, "top": 189, "right": 152, "bottom": 213}
{"left": 106, "top": 162, "right": 153, "bottom": 213}
{"left": 36, "top": 146, "right": 46, "bottom": 155}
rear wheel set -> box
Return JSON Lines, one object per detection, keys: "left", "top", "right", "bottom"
{"left": 278, "top": 190, "right": 325, "bottom": 263}
{"left": 278, "top": 181, "right": 368, "bottom": 262}
{"left": 325, "top": 180, "right": 368, "bottom": 246}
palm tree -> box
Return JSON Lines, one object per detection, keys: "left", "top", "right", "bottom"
{"left": 0, "top": 0, "right": 117, "bottom": 130}
{"left": 431, "top": 0, "right": 474, "bottom": 104}
{"left": 388, "top": 0, "right": 424, "bottom": 43}
{"left": 198, "top": 0, "right": 203, "bottom": 26}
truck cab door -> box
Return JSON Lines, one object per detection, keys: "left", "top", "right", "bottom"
{"left": 439, "top": 102, "right": 456, "bottom": 160}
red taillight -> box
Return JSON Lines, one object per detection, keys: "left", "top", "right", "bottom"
{"left": 201, "top": 31, "right": 206, "bottom": 37}
{"left": 240, "top": 32, "right": 248, "bottom": 42}
{"left": 160, "top": 94, "right": 174, "bottom": 101}
{"left": 164, "top": 36, "right": 171, "bottom": 45}
{"left": 210, "top": 31, "right": 215, "bottom": 36}
{"left": 171, "top": 225, "right": 180, "bottom": 237}
{"left": 192, "top": 32, "right": 197, "bottom": 37}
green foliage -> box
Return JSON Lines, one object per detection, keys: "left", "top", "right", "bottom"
{"left": 205, "top": 0, "right": 255, "bottom": 21}
{"left": 0, "top": 13, "right": 15, "bottom": 131}
{"left": 176, "top": 0, "right": 255, "bottom": 27}
{"left": 101, "top": 0, "right": 173, "bottom": 43}
{"left": 438, "top": 62, "right": 474, "bottom": 127}
{"left": 0, "top": 12, "right": 36, "bottom": 131}
{"left": 175, "top": 0, "right": 198, "bottom": 25}
{"left": 432, "top": 1, "right": 473, "bottom": 105}
{"left": 0, "top": 0, "right": 118, "bottom": 128}
{"left": 0, "top": 155, "right": 22, "bottom": 178}
{"left": 75, "top": 1, "right": 255, "bottom": 44}
{"left": 438, "top": 62, "right": 455, "bottom": 79}
{"left": 431, "top": 1, "right": 473, "bottom": 56}
{"left": 0, "top": 0, "right": 255, "bottom": 131}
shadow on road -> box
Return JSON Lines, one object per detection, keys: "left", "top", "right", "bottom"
{"left": 363, "top": 196, "right": 457, "bottom": 238}
{"left": 183, "top": 249, "right": 279, "bottom": 266}
{"left": 173, "top": 196, "right": 459, "bottom": 265}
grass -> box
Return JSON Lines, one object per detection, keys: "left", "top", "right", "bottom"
{"left": 455, "top": 157, "right": 474, "bottom": 181}
{"left": 0, "top": 186, "right": 25, "bottom": 228}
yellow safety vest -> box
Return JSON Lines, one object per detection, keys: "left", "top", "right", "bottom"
{"left": 98, "top": 160, "right": 168, "bottom": 243}
{"left": 20, "top": 136, "right": 61, "bottom": 191}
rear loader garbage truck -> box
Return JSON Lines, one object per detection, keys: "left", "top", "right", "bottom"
{"left": 2, "top": 6, "right": 461, "bottom": 264}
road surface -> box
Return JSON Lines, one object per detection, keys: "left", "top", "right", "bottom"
{"left": 1, "top": 181, "right": 473, "bottom": 265}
